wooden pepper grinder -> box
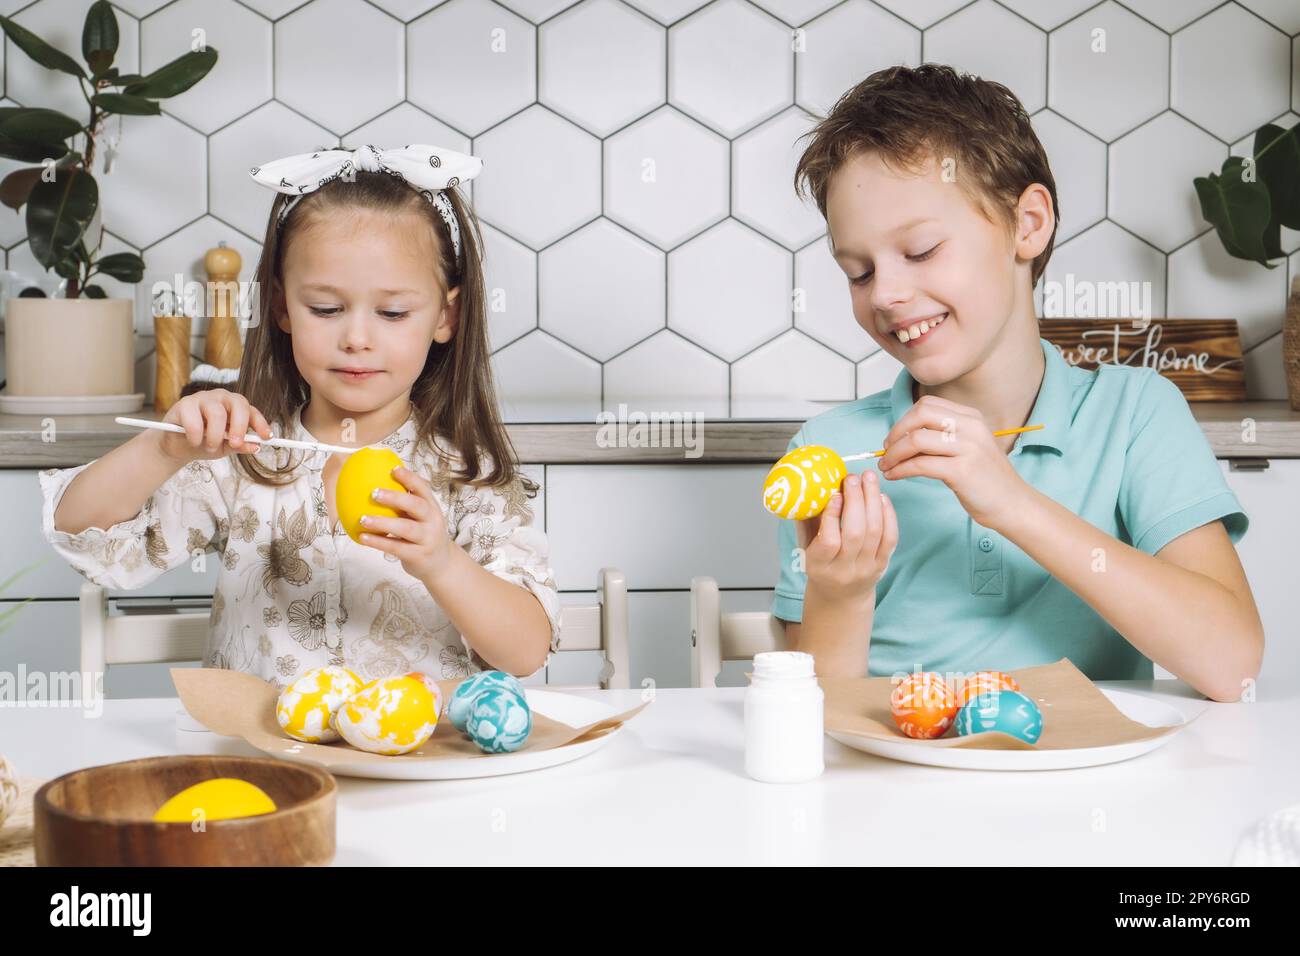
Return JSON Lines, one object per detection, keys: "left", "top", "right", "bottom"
{"left": 204, "top": 241, "right": 244, "bottom": 371}
{"left": 152, "top": 289, "right": 192, "bottom": 413}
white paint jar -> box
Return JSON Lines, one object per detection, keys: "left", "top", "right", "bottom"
{"left": 744, "top": 651, "right": 824, "bottom": 783}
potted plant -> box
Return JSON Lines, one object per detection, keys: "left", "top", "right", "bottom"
{"left": 0, "top": 1, "right": 216, "bottom": 409}
{"left": 1194, "top": 121, "right": 1300, "bottom": 409}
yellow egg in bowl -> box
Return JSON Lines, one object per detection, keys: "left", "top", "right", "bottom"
{"left": 152, "top": 778, "right": 277, "bottom": 822}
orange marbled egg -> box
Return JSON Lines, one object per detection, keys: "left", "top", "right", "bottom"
{"left": 890, "top": 672, "right": 958, "bottom": 740}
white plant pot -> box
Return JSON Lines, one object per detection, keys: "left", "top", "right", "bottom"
{"left": 3, "top": 297, "right": 135, "bottom": 396}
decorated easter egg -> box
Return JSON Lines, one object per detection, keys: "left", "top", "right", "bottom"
{"left": 448, "top": 669, "right": 525, "bottom": 732}
{"left": 336, "top": 446, "right": 407, "bottom": 544}
{"left": 276, "top": 665, "right": 362, "bottom": 743}
{"left": 762, "top": 444, "right": 848, "bottom": 520}
{"left": 955, "top": 689, "right": 1043, "bottom": 744}
{"left": 403, "top": 670, "right": 444, "bottom": 720}
{"left": 890, "top": 671, "right": 958, "bottom": 739}
{"left": 955, "top": 669, "right": 1021, "bottom": 707}
{"left": 465, "top": 687, "right": 533, "bottom": 753}
{"left": 335, "top": 673, "right": 440, "bottom": 755}
{"left": 153, "top": 778, "right": 277, "bottom": 823}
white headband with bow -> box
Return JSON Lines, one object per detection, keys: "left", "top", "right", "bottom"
{"left": 248, "top": 143, "right": 484, "bottom": 262}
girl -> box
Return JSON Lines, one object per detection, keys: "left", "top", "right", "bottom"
{"left": 40, "top": 144, "right": 561, "bottom": 687}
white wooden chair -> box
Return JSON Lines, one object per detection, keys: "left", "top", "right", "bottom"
{"left": 689, "top": 575, "right": 787, "bottom": 688}
{"left": 79, "top": 582, "right": 210, "bottom": 680}
{"left": 547, "top": 567, "right": 630, "bottom": 690}
{"left": 79, "top": 566, "right": 631, "bottom": 692}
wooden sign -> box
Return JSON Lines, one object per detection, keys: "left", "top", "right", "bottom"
{"left": 1039, "top": 319, "right": 1245, "bottom": 401}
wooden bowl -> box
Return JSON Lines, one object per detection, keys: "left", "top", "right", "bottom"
{"left": 34, "top": 755, "right": 336, "bottom": 866}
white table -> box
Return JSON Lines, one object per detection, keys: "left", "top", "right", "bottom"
{"left": 4, "top": 679, "right": 1295, "bottom": 865}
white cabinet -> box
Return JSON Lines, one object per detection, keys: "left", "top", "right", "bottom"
{"left": 1222, "top": 459, "right": 1300, "bottom": 685}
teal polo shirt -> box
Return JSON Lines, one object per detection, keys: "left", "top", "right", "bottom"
{"left": 771, "top": 336, "right": 1249, "bottom": 680}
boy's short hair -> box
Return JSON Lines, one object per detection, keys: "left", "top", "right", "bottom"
{"left": 794, "top": 63, "right": 1060, "bottom": 286}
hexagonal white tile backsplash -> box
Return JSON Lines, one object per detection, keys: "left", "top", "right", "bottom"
{"left": 4, "top": 0, "right": 1298, "bottom": 417}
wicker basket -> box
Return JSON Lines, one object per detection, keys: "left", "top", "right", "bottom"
{"left": 0, "top": 755, "right": 35, "bottom": 867}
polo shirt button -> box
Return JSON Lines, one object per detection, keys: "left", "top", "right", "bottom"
{"left": 978, "top": 536, "right": 994, "bottom": 552}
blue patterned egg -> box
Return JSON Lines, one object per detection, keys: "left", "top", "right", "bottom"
{"left": 466, "top": 687, "right": 533, "bottom": 753}
{"left": 954, "top": 689, "right": 1043, "bottom": 744}
{"left": 448, "top": 670, "right": 525, "bottom": 732}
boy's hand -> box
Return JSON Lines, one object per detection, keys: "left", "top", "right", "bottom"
{"left": 356, "top": 465, "right": 455, "bottom": 582}
{"left": 877, "top": 394, "right": 1032, "bottom": 529}
{"left": 796, "top": 471, "right": 898, "bottom": 605}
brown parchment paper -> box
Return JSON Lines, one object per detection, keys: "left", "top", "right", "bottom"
{"left": 172, "top": 668, "right": 648, "bottom": 769}
{"left": 821, "top": 658, "right": 1200, "bottom": 751}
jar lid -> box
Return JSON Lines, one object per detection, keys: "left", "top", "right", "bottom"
{"left": 752, "top": 651, "right": 816, "bottom": 680}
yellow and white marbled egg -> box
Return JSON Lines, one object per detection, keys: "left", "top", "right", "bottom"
{"left": 334, "top": 673, "right": 441, "bottom": 756}
{"left": 762, "top": 444, "right": 848, "bottom": 520}
{"left": 275, "top": 665, "right": 363, "bottom": 743}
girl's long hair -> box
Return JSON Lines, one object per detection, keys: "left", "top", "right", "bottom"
{"left": 230, "top": 167, "right": 535, "bottom": 498}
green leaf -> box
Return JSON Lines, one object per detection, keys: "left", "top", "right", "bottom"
{"left": 1254, "top": 123, "right": 1300, "bottom": 232}
{"left": 0, "top": 113, "right": 77, "bottom": 161}
{"left": 0, "top": 136, "right": 68, "bottom": 163}
{"left": 0, "top": 107, "right": 84, "bottom": 145}
{"left": 26, "top": 167, "right": 98, "bottom": 271}
{"left": 82, "top": 0, "right": 119, "bottom": 77}
{"left": 94, "top": 251, "right": 144, "bottom": 282}
{"left": 83, "top": 283, "right": 107, "bottom": 298}
{"left": 0, "top": 597, "right": 37, "bottom": 634}
{"left": 1194, "top": 157, "right": 1278, "bottom": 267}
{"left": 0, "top": 15, "right": 87, "bottom": 79}
{"left": 122, "top": 47, "right": 217, "bottom": 99}
{"left": 54, "top": 256, "right": 80, "bottom": 279}
{"left": 0, "top": 166, "right": 44, "bottom": 210}
{"left": 91, "top": 92, "right": 160, "bottom": 116}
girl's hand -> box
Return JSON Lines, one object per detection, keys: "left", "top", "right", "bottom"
{"left": 158, "top": 388, "right": 272, "bottom": 464}
{"left": 357, "top": 465, "right": 454, "bottom": 582}
{"left": 877, "top": 394, "right": 1031, "bottom": 529}
{"left": 796, "top": 471, "right": 898, "bottom": 606}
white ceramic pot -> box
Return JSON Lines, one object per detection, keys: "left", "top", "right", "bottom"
{"left": 3, "top": 296, "right": 135, "bottom": 396}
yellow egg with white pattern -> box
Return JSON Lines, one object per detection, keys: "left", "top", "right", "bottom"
{"left": 762, "top": 445, "right": 848, "bottom": 520}
{"left": 334, "top": 673, "right": 441, "bottom": 756}
{"left": 276, "top": 665, "right": 362, "bottom": 743}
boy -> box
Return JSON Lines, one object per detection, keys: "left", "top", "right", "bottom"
{"left": 772, "top": 65, "right": 1262, "bottom": 703}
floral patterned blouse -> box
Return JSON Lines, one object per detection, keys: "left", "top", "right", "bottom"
{"left": 38, "top": 404, "right": 562, "bottom": 689}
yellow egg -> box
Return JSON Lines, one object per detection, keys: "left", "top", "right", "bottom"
{"left": 762, "top": 444, "right": 848, "bottom": 519}
{"left": 335, "top": 673, "right": 441, "bottom": 756}
{"left": 153, "top": 778, "right": 277, "bottom": 823}
{"left": 336, "top": 447, "right": 407, "bottom": 544}
{"left": 276, "top": 665, "right": 362, "bottom": 743}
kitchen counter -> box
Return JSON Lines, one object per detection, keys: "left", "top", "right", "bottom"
{"left": 4, "top": 679, "right": 1294, "bottom": 865}
{"left": 2, "top": 401, "right": 1299, "bottom": 466}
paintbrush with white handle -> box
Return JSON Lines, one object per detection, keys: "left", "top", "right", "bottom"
{"left": 114, "top": 416, "right": 360, "bottom": 455}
